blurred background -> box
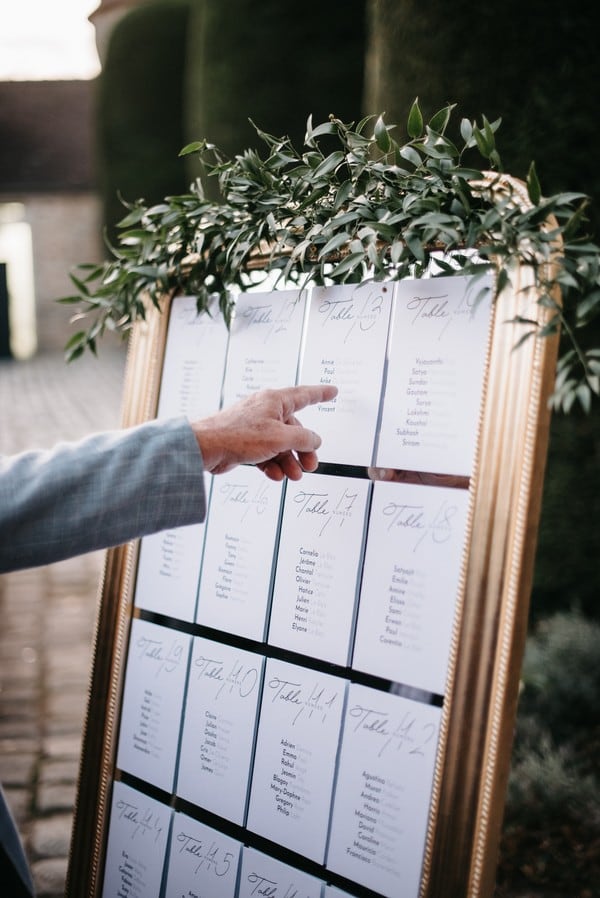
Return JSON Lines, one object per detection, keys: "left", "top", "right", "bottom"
{"left": 0, "top": 2, "right": 598, "bottom": 895}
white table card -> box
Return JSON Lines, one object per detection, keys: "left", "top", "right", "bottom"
{"left": 222, "top": 288, "right": 307, "bottom": 404}
{"left": 157, "top": 294, "right": 229, "bottom": 419}
{"left": 326, "top": 683, "right": 441, "bottom": 898}
{"left": 134, "top": 473, "right": 211, "bottom": 622}
{"left": 268, "top": 472, "right": 371, "bottom": 664}
{"left": 238, "top": 847, "right": 323, "bottom": 898}
{"left": 116, "top": 618, "right": 191, "bottom": 791}
{"left": 164, "top": 813, "right": 241, "bottom": 898}
{"left": 324, "top": 888, "right": 355, "bottom": 897}
{"left": 177, "top": 637, "right": 265, "bottom": 824}
{"left": 247, "top": 658, "right": 347, "bottom": 862}
{"left": 376, "top": 274, "right": 493, "bottom": 476}
{"left": 102, "top": 781, "right": 170, "bottom": 898}
{"left": 297, "top": 282, "right": 392, "bottom": 466}
{"left": 196, "top": 465, "right": 283, "bottom": 640}
{"left": 352, "top": 481, "right": 470, "bottom": 694}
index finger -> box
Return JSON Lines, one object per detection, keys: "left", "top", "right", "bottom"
{"left": 280, "top": 384, "right": 338, "bottom": 416}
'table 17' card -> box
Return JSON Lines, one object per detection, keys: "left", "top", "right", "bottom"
{"left": 376, "top": 274, "right": 493, "bottom": 477}
{"left": 221, "top": 288, "right": 307, "bottom": 405}
{"left": 246, "top": 657, "right": 347, "bottom": 863}
{"left": 352, "top": 480, "right": 470, "bottom": 695}
{"left": 157, "top": 294, "right": 229, "bottom": 420}
{"left": 326, "top": 684, "right": 441, "bottom": 898}
{"left": 102, "top": 781, "right": 171, "bottom": 898}
{"left": 177, "top": 637, "right": 265, "bottom": 825}
{"left": 116, "top": 618, "right": 191, "bottom": 792}
{"left": 298, "top": 282, "right": 392, "bottom": 466}
{"left": 196, "top": 465, "right": 284, "bottom": 641}
{"left": 268, "top": 472, "right": 371, "bottom": 665}
{"left": 164, "top": 813, "right": 241, "bottom": 898}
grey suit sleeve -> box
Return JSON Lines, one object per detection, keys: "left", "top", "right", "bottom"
{"left": 0, "top": 416, "right": 207, "bottom": 573}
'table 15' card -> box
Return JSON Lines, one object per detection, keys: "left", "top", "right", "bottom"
{"left": 164, "top": 813, "right": 241, "bottom": 898}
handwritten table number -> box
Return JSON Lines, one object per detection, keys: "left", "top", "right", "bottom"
{"left": 238, "top": 847, "right": 324, "bottom": 898}
{"left": 246, "top": 658, "right": 347, "bottom": 862}
{"left": 102, "top": 781, "right": 171, "bottom": 898}
{"left": 352, "top": 480, "right": 470, "bottom": 694}
{"left": 116, "top": 618, "right": 191, "bottom": 792}
{"left": 177, "top": 637, "right": 265, "bottom": 824}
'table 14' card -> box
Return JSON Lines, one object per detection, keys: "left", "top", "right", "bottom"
{"left": 297, "top": 282, "right": 392, "bottom": 467}
{"left": 268, "top": 472, "right": 371, "bottom": 665}
{"left": 102, "top": 781, "right": 170, "bottom": 898}
{"left": 352, "top": 480, "right": 470, "bottom": 695}
{"left": 246, "top": 657, "right": 347, "bottom": 863}
{"left": 326, "top": 684, "right": 441, "bottom": 898}
{"left": 176, "top": 637, "right": 265, "bottom": 825}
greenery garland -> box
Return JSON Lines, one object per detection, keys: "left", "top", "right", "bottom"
{"left": 60, "top": 100, "right": 600, "bottom": 413}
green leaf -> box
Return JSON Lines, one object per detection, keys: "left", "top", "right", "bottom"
{"left": 407, "top": 98, "right": 424, "bottom": 139}
{"left": 460, "top": 118, "right": 473, "bottom": 144}
{"left": 374, "top": 115, "right": 391, "bottom": 153}
{"left": 527, "top": 161, "right": 542, "bottom": 206}
{"left": 429, "top": 104, "right": 454, "bottom": 135}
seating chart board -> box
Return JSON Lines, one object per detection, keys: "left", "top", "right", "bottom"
{"left": 69, "top": 261, "right": 559, "bottom": 898}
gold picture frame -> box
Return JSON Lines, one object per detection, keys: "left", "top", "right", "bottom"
{"left": 66, "top": 216, "right": 560, "bottom": 898}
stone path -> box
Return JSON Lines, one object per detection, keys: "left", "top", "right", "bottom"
{"left": 0, "top": 346, "right": 127, "bottom": 897}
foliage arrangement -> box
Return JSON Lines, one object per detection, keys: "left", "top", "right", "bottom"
{"left": 61, "top": 101, "right": 600, "bottom": 412}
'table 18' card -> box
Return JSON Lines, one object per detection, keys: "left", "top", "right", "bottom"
{"left": 352, "top": 480, "right": 470, "bottom": 695}
{"left": 102, "top": 781, "right": 170, "bottom": 898}
{"left": 196, "top": 465, "right": 284, "bottom": 641}
{"left": 376, "top": 274, "right": 493, "bottom": 477}
{"left": 157, "top": 294, "right": 229, "bottom": 420}
{"left": 221, "top": 288, "right": 307, "bottom": 405}
{"left": 297, "top": 282, "right": 392, "bottom": 466}
{"left": 176, "top": 637, "right": 264, "bottom": 825}
{"left": 246, "top": 657, "right": 347, "bottom": 863}
{"left": 115, "top": 618, "right": 191, "bottom": 792}
{"left": 164, "top": 813, "right": 241, "bottom": 898}
{"left": 268, "top": 472, "right": 371, "bottom": 665}
{"left": 326, "top": 683, "right": 441, "bottom": 898}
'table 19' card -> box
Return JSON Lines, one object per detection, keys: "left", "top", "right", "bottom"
{"left": 196, "top": 465, "right": 284, "bottom": 641}
{"left": 246, "top": 657, "right": 347, "bottom": 863}
{"left": 268, "top": 472, "right": 371, "bottom": 665}
{"left": 116, "top": 618, "right": 191, "bottom": 792}
{"left": 102, "top": 781, "right": 170, "bottom": 898}
{"left": 176, "top": 637, "right": 264, "bottom": 825}
{"left": 376, "top": 274, "right": 493, "bottom": 477}
{"left": 326, "top": 684, "right": 441, "bottom": 898}
{"left": 352, "top": 480, "right": 470, "bottom": 695}
{"left": 297, "top": 282, "right": 392, "bottom": 466}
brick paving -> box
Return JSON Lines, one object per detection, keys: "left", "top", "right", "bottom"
{"left": 0, "top": 346, "right": 127, "bottom": 897}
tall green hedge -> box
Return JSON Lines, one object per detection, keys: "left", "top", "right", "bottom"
{"left": 98, "top": 0, "right": 191, "bottom": 238}
{"left": 184, "top": 0, "right": 367, "bottom": 189}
